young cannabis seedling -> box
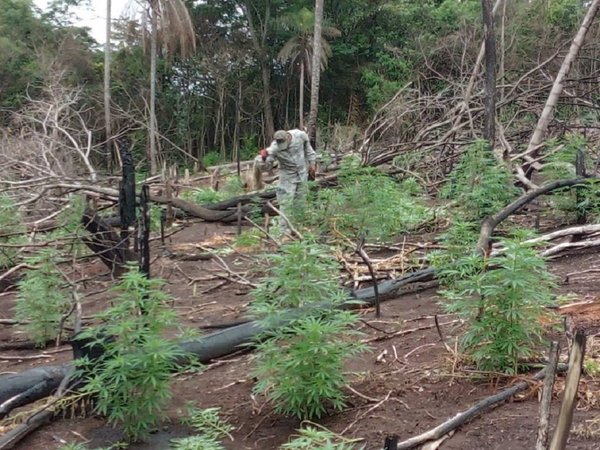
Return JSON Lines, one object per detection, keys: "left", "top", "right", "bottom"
{"left": 280, "top": 425, "right": 361, "bottom": 449}
{"left": 181, "top": 405, "right": 234, "bottom": 441}
{"left": 170, "top": 435, "right": 225, "bottom": 450}
{"left": 170, "top": 405, "right": 232, "bottom": 450}
{"left": 77, "top": 266, "right": 196, "bottom": 441}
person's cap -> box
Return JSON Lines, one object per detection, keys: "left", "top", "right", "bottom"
{"left": 273, "top": 130, "right": 289, "bottom": 149}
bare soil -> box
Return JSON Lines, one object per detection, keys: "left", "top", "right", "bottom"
{"left": 2, "top": 219, "right": 600, "bottom": 450}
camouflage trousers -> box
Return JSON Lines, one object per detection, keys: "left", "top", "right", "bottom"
{"left": 276, "top": 171, "right": 308, "bottom": 234}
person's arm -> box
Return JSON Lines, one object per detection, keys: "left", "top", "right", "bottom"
{"left": 300, "top": 132, "right": 317, "bottom": 179}
{"left": 256, "top": 142, "right": 278, "bottom": 170}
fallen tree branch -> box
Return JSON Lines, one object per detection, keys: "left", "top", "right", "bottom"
{"left": 476, "top": 178, "right": 587, "bottom": 255}
{"left": 394, "top": 364, "right": 568, "bottom": 449}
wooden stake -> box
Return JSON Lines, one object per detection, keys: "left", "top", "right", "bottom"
{"left": 549, "top": 330, "right": 586, "bottom": 450}
{"left": 535, "top": 341, "right": 560, "bottom": 450}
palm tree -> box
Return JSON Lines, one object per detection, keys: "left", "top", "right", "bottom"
{"left": 307, "top": 0, "right": 324, "bottom": 144}
{"left": 145, "top": 0, "right": 196, "bottom": 174}
{"left": 277, "top": 7, "right": 339, "bottom": 129}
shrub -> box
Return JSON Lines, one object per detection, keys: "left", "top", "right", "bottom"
{"left": 13, "top": 249, "right": 71, "bottom": 347}
{"left": 251, "top": 239, "right": 366, "bottom": 419}
{"left": 77, "top": 267, "right": 196, "bottom": 441}
{"left": 441, "top": 140, "right": 518, "bottom": 221}
{"left": 202, "top": 151, "right": 223, "bottom": 168}
{"left": 439, "top": 232, "right": 557, "bottom": 373}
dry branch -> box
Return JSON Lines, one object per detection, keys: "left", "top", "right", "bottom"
{"left": 476, "top": 178, "right": 587, "bottom": 255}
{"left": 549, "top": 330, "right": 586, "bottom": 450}
{"left": 536, "top": 341, "right": 560, "bottom": 450}
{"left": 394, "top": 365, "right": 567, "bottom": 449}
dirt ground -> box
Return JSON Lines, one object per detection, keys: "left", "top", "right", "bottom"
{"left": 2, "top": 218, "right": 600, "bottom": 450}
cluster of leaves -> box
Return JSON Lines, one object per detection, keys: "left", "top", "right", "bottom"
{"left": 76, "top": 267, "right": 197, "bottom": 442}
{"left": 171, "top": 406, "right": 233, "bottom": 450}
{"left": 13, "top": 249, "right": 71, "bottom": 347}
{"left": 441, "top": 140, "right": 518, "bottom": 221}
{"left": 251, "top": 239, "right": 366, "bottom": 419}
{"left": 299, "top": 156, "right": 431, "bottom": 242}
{"left": 0, "top": 194, "right": 25, "bottom": 269}
{"left": 439, "top": 231, "right": 557, "bottom": 373}
{"left": 281, "top": 426, "right": 361, "bottom": 450}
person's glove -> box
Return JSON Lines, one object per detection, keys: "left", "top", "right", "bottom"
{"left": 259, "top": 148, "right": 268, "bottom": 161}
{"left": 308, "top": 164, "right": 316, "bottom": 181}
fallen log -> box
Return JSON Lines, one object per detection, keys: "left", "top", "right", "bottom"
{"left": 0, "top": 267, "right": 436, "bottom": 409}
{"left": 0, "top": 366, "right": 68, "bottom": 410}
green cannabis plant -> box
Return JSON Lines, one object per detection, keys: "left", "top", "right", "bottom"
{"left": 441, "top": 140, "right": 518, "bottom": 221}
{"left": 280, "top": 425, "right": 360, "bottom": 449}
{"left": 298, "top": 155, "right": 431, "bottom": 241}
{"left": 251, "top": 239, "right": 366, "bottom": 420}
{"left": 250, "top": 238, "right": 343, "bottom": 318}
{"left": 170, "top": 406, "right": 233, "bottom": 450}
{"left": 181, "top": 406, "right": 234, "bottom": 441}
{"left": 170, "top": 436, "right": 225, "bottom": 450}
{"left": 77, "top": 267, "right": 195, "bottom": 441}
{"left": 13, "top": 249, "right": 71, "bottom": 347}
{"left": 440, "top": 232, "right": 557, "bottom": 373}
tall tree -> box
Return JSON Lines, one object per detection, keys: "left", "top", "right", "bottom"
{"left": 524, "top": 0, "right": 600, "bottom": 164}
{"left": 146, "top": 0, "right": 196, "bottom": 174}
{"left": 307, "top": 0, "right": 323, "bottom": 144}
{"left": 482, "top": 0, "right": 496, "bottom": 147}
{"left": 104, "top": 0, "right": 113, "bottom": 170}
{"left": 277, "top": 7, "right": 339, "bottom": 129}
{"left": 241, "top": 0, "right": 275, "bottom": 140}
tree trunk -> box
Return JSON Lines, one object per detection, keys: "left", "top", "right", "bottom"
{"left": 525, "top": 0, "right": 600, "bottom": 161}
{"left": 242, "top": 1, "right": 274, "bottom": 140}
{"left": 260, "top": 60, "right": 275, "bottom": 139}
{"left": 299, "top": 60, "right": 305, "bottom": 129}
{"left": 149, "top": 2, "right": 158, "bottom": 175}
{"left": 307, "top": 0, "right": 324, "bottom": 146}
{"left": 482, "top": 0, "right": 496, "bottom": 147}
{"left": 104, "top": 0, "right": 113, "bottom": 172}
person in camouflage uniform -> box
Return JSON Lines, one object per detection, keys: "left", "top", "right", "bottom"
{"left": 255, "top": 129, "right": 317, "bottom": 234}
